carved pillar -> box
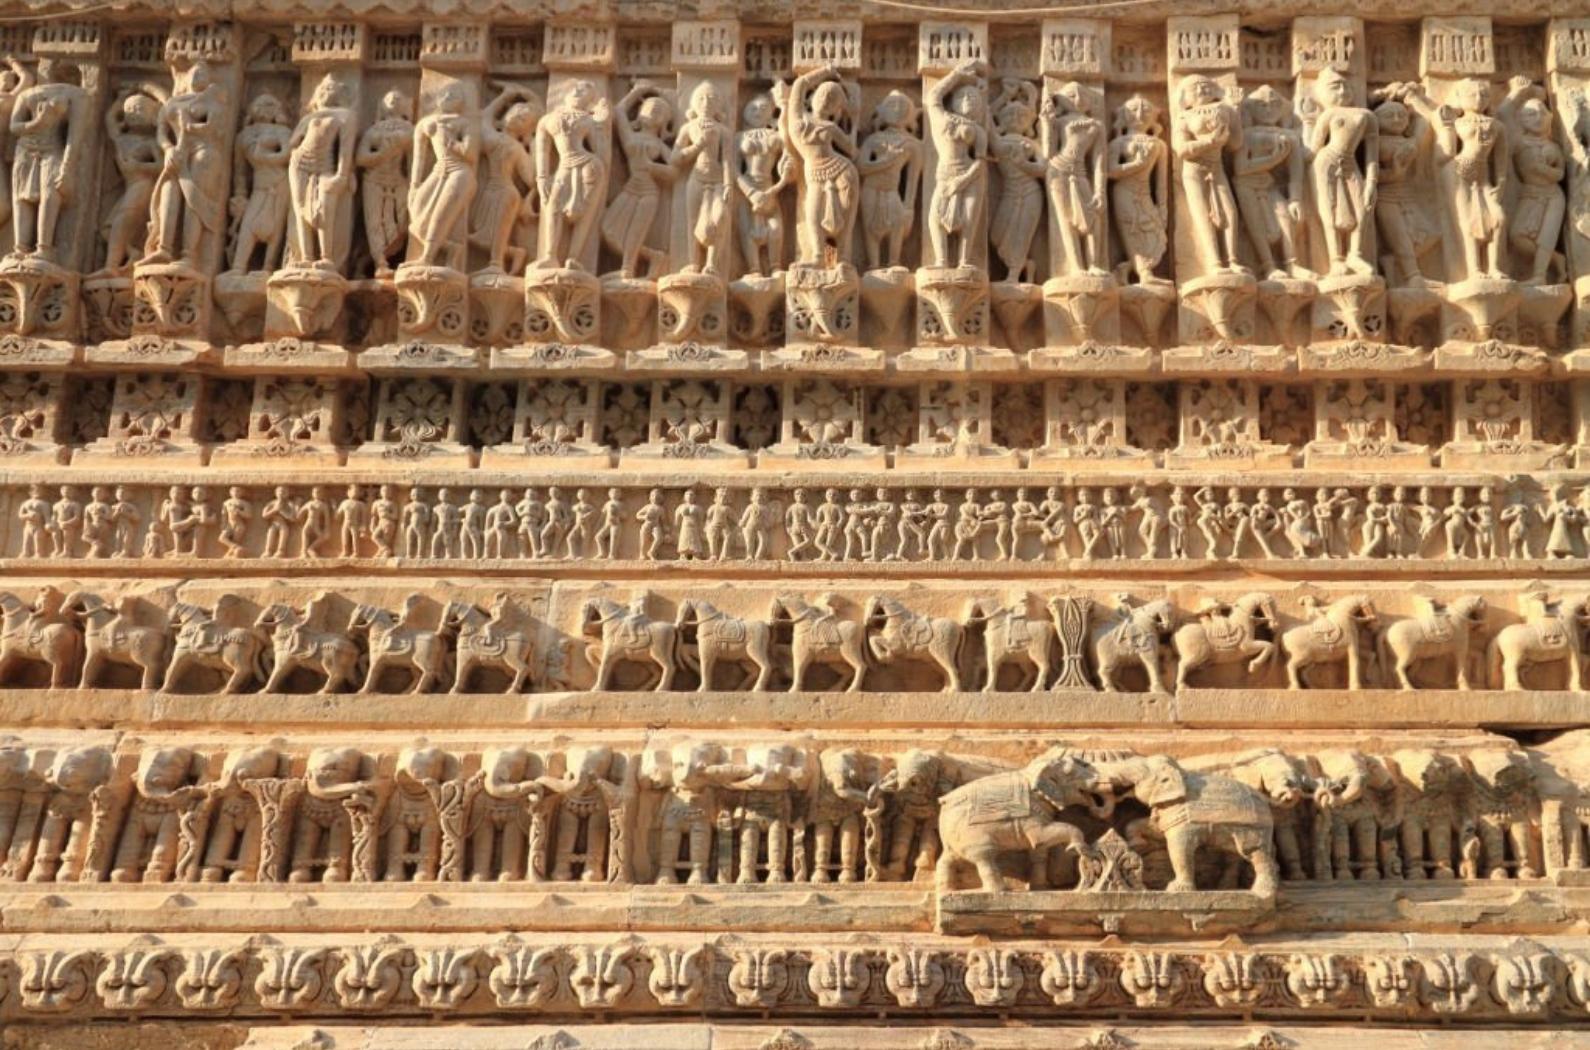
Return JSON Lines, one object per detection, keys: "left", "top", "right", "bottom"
{"left": 1038, "top": 19, "right": 1115, "bottom": 352}
{"left": 77, "top": 370, "right": 209, "bottom": 463}
{"left": 388, "top": 23, "right": 487, "bottom": 349}
{"left": 783, "top": 24, "right": 863, "bottom": 356}
{"left": 478, "top": 376, "right": 608, "bottom": 470}
{"left": 0, "top": 22, "right": 105, "bottom": 346}
{"left": 523, "top": 23, "right": 612, "bottom": 348}
{"left": 1291, "top": 17, "right": 1385, "bottom": 349}
{"left": 1550, "top": 19, "right": 1590, "bottom": 354}
{"left": 1167, "top": 15, "right": 1257, "bottom": 345}
{"left": 911, "top": 21, "right": 993, "bottom": 356}
{"left": 1034, "top": 377, "right": 1149, "bottom": 468}
{"left": 626, "top": 377, "right": 743, "bottom": 467}
{"left": 653, "top": 21, "right": 738, "bottom": 348}
{"left": 129, "top": 22, "right": 242, "bottom": 346}
{"left": 1442, "top": 377, "right": 1567, "bottom": 469}
{"left": 900, "top": 378, "right": 1016, "bottom": 466}
{"left": 1168, "top": 377, "right": 1290, "bottom": 468}
{"left": 260, "top": 22, "right": 366, "bottom": 342}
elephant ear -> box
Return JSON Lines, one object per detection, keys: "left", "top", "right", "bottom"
{"left": 1139, "top": 758, "right": 1188, "bottom": 807}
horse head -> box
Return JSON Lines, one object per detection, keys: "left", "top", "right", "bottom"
{"left": 1144, "top": 599, "right": 1176, "bottom": 636}
{"left": 345, "top": 604, "right": 380, "bottom": 633}
{"left": 1345, "top": 594, "right": 1378, "bottom": 626}
{"left": 61, "top": 591, "right": 101, "bottom": 621}
{"left": 1450, "top": 595, "right": 1488, "bottom": 627}
{"left": 1236, "top": 592, "right": 1278, "bottom": 630}
{"left": 440, "top": 600, "right": 480, "bottom": 634}
{"left": 255, "top": 604, "right": 295, "bottom": 631}
{"left": 581, "top": 597, "right": 615, "bottom": 635}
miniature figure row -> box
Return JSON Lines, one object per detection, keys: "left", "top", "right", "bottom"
{"left": 0, "top": 585, "right": 1582, "bottom": 695}
{"left": 0, "top": 735, "right": 1581, "bottom": 895}
{"left": 0, "top": 18, "right": 1587, "bottom": 355}
{"left": 0, "top": 930, "right": 1582, "bottom": 1017}
{"left": 12, "top": 478, "right": 1590, "bottom": 564}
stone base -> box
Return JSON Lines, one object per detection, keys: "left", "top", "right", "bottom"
{"left": 477, "top": 442, "right": 612, "bottom": 472}
{"left": 1303, "top": 440, "right": 1432, "bottom": 469}
{"left": 1027, "top": 341, "right": 1153, "bottom": 374}
{"left": 266, "top": 264, "right": 348, "bottom": 339}
{"left": 1178, "top": 271, "right": 1256, "bottom": 343}
{"left": 1042, "top": 272, "right": 1118, "bottom": 345}
{"left": 1440, "top": 440, "right": 1569, "bottom": 471}
{"left": 207, "top": 441, "right": 348, "bottom": 468}
{"left": 937, "top": 887, "right": 1272, "bottom": 936}
{"left": 346, "top": 440, "right": 476, "bottom": 468}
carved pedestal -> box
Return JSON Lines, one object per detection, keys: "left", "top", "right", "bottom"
{"left": 524, "top": 267, "right": 601, "bottom": 346}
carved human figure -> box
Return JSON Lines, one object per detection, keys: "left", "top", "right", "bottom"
{"left": 857, "top": 89, "right": 923, "bottom": 272}
{"left": 673, "top": 81, "right": 732, "bottom": 275}
{"left": 285, "top": 74, "right": 357, "bottom": 269}
{"left": 926, "top": 60, "right": 989, "bottom": 269}
{"left": 199, "top": 746, "right": 282, "bottom": 883}
{"left": 784, "top": 64, "right": 859, "bottom": 266}
{"left": 288, "top": 747, "right": 377, "bottom": 884}
{"left": 1369, "top": 86, "right": 1438, "bottom": 287}
{"left": 1497, "top": 76, "right": 1565, "bottom": 285}
{"left": 1043, "top": 80, "right": 1106, "bottom": 276}
{"left": 1309, "top": 68, "right": 1378, "bottom": 278}
{"left": 534, "top": 79, "right": 610, "bottom": 270}
{"left": 224, "top": 92, "right": 292, "bottom": 274}
{"left": 1235, "top": 85, "right": 1308, "bottom": 280}
{"left": 8, "top": 58, "right": 86, "bottom": 261}
{"left": 736, "top": 89, "right": 791, "bottom": 276}
{"left": 469, "top": 83, "right": 542, "bottom": 274}
{"left": 602, "top": 81, "right": 675, "bottom": 279}
{"left": 17, "top": 483, "right": 47, "bottom": 558}
{"left": 984, "top": 80, "right": 1044, "bottom": 282}
{"left": 370, "top": 484, "right": 399, "bottom": 557}
{"left": 102, "top": 86, "right": 165, "bottom": 272}
{"left": 110, "top": 747, "right": 201, "bottom": 883}
{"left": 1405, "top": 79, "right": 1509, "bottom": 280}
{"left": 401, "top": 488, "right": 432, "bottom": 559}
{"left": 145, "top": 60, "right": 228, "bottom": 266}
{"left": 595, "top": 487, "right": 624, "bottom": 559}
{"left": 408, "top": 83, "right": 480, "bottom": 269}
{"left": 1108, "top": 95, "right": 1171, "bottom": 285}
{"left": 739, "top": 487, "right": 773, "bottom": 561}
{"left": 1171, "top": 74, "right": 1244, "bottom": 274}
{"left": 356, "top": 90, "right": 414, "bottom": 277}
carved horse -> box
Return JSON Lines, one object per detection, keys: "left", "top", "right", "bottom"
{"left": 974, "top": 599, "right": 1056, "bottom": 692}
{"left": 161, "top": 601, "right": 269, "bottom": 693}
{"left": 1378, "top": 595, "right": 1487, "bottom": 691}
{"left": 65, "top": 592, "right": 168, "bottom": 690}
{"left": 443, "top": 600, "right": 540, "bottom": 694}
{"left": 0, "top": 590, "right": 81, "bottom": 688}
{"left": 258, "top": 603, "right": 363, "bottom": 694}
{"left": 772, "top": 595, "right": 867, "bottom": 693}
{"left": 1281, "top": 595, "right": 1378, "bottom": 690}
{"left": 581, "top": 596, "right": 678, "bottom": 691}
{"left": 349, "top": 603, "right": 450, "bottom": 694}
{"left": 1170, "top": 592, "right": 1279, "bottom": 690}
{"left": 677, "top": 598, "right": 774, "bottom": 692}
{"left": 1486, "top": 596, "right": 1588, "bottom": 691}
{"left": 1091, "top": 599, "right": 1174, "bottom": 693}
{"left": 865, "top": 596, "right": 966, "bottom": 693}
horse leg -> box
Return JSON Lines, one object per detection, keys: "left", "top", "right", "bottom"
{"left": 656, "top": 640, "right": 674, "bottom": 691}
{"left": 1097, "top": 652, "right": 1116, "bottom": 691}
{"left": 505, "top": 657, "right": 527, "bottom": 694}
{"left": 935, "top": 643, "right": 959, "bottom": 693}
{"left": 790, "top": 646, "right": 806, "bottom": 693}
{"left": 983, "top": 647, "right": 1001, "bottom": 693}
{"left": 595, "top": 651, "right": 613, "bottom": 691}
{"left": 262, "top": 658, "right": 291, "bottom": 694}
{"left": 451, "top": 655, "right": 473, "bottom": 694}
{"left": 1286, "top": 654, "right": 1304, "bottom": 690}
{"left": 844, "top": 638, "right": 866, "bottom": 692}
{"left": 748, "top": 634, "right": 771, "bottom": 692}
{"left": 222, "top": 657, "right": 253, "bottom": 695}
{"left": 139, "top": 648, "right": 160, "bottom": 691}
{"left": 1247, "top": 641, "right": 1274, "bottom": 675}
{"left": 79, "top": 650, "right": 101, "bottom": 689}
{"left": 1347, "top": 643, "right": 1363, "bottom": 691}
{"left": 361, "top": 656, "right": 385, "bottom": 694}
{"left": 1031, "top": 642, "right": 1051, "bottom": 692}
{"left": 161, "top": 653, "right": 186, "bottom": 692}
{"left": 698, "top": 646, "right": 714, "bottom": 693}
{"left": 1142, "top": 652, "right": 1167, "bottom": 693}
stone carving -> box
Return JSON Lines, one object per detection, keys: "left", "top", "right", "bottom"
{"left": 934, "top": 750, "right": 1098, "bottom": 890}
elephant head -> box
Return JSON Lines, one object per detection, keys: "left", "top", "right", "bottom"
{"left": 1092, "top": 754, "right": 1187, "bottom": 810}
{"left": 1024, "top": 749, "right": 1108, "bottom": 817}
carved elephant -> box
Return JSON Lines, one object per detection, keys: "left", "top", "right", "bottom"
{"left": 1091, "top": 754, "right": 1279, "bottom": 896}
{"left": 935, "top": 749, "right": 1102, "bottom": 891}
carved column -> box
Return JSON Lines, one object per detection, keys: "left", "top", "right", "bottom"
{"left": 653, "top": 20, "right": 738, "bottom": 349}
{"left": 910, "top": 21, "right": 994, "bottom": 358}
{"left": 128, "top": 22, "right": 242, "bottom": 348}
{"left": 523, "top": 23, "right": 612, "bottom": 348}
{"left": 1168, "top": 15, "right": 1256, "bottom": 345}
{"left": 0, "top": 22, "right": 105, "bottom": 347}
{"left": 1038, "top": 19, "right": 1115, "bottom": 353}
{"left": 386, "top": 23, "right": 487, "bottom": 350}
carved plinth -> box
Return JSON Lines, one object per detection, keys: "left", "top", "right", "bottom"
{"left": 524, "top": 267, "right": 600, "bottom": 346}
{"left": 937, "top": 889, "right": 1273, "bottom": 937}
{"left": 133, "top": 262, "right": 211, "bottom": 339}
{"left": 1311, "top": 274, "right": 1383, "bottom": 343}
{"left": 1443, "top": 277, "right": 1522, "bottom": 343}
{"left": 222, "top": 337, "right": 357, "bottom": 375}
{"left": 787, "top": 263, "right": 859, "bottom": 346}
{"left": 1298, "top": 340, "right": 1428, "bottom": 376}
{"left": 915, "top": 265, "right": 990, "bottom": 347}
{"left": 1388, "top": 284, "right": 1444, "bottom": 347}
{"left": 1042, "top": 273, "right": 1119, "bottom": 346}
{"left": 600, "top": 276, "right": 656, "bottom": 348}
{"left": 479, "top": 377, "right": 609, "bottom": 472}
{"left": 266, "top": 265, "right": 349, "bottom": 341}
{"left": 1257, "top": 278, "right": 1316, "bottom": 348}
{"left": 990, "top": 280, "right": 1041, "bottom": 351}
{"left": 76, "top": 371, "right": 206, "bottom": 464}
{"left": 82, "top": 274, "right": 135, "bottom": 343}
{"left": 1517, "top": 283, "right": 1573, "bottom": 348}
{"left": 394, "top": 265, "right": 469, "bottom": 344}
{"left": 657, "top": 272, "right": 727, "bottom": 345}
{"left": 0, "top": 256, "right": 79, "bottom": 342}
{"left": 729, "top": 273, "right": 785, "bottom": 348}
{"left": 468, "top": 271, "right": 525, "bottom": 346}
{"left": 859, "top": 268, "right": 912, "bottom": 349}
{"left": 1118, "top": 282, "right": 1176, "bottom": 346}
{"left": 1440, "top": 439, "right": 1568, "bottom": 471}
{"left": 1304, "top": 438, "right": 1431, "bottom": 469}
{"left": 1433, "top": 339, "right": 1551, "bottom": 375}
{"left": 1028, "top": 341, "right": 1154, "bottom": 374}
{"left": 213, "top": 271, "right": 267, "bottom": 335}
{"left": 1179, "top": 272, "right": 1257, "bottom": 344}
